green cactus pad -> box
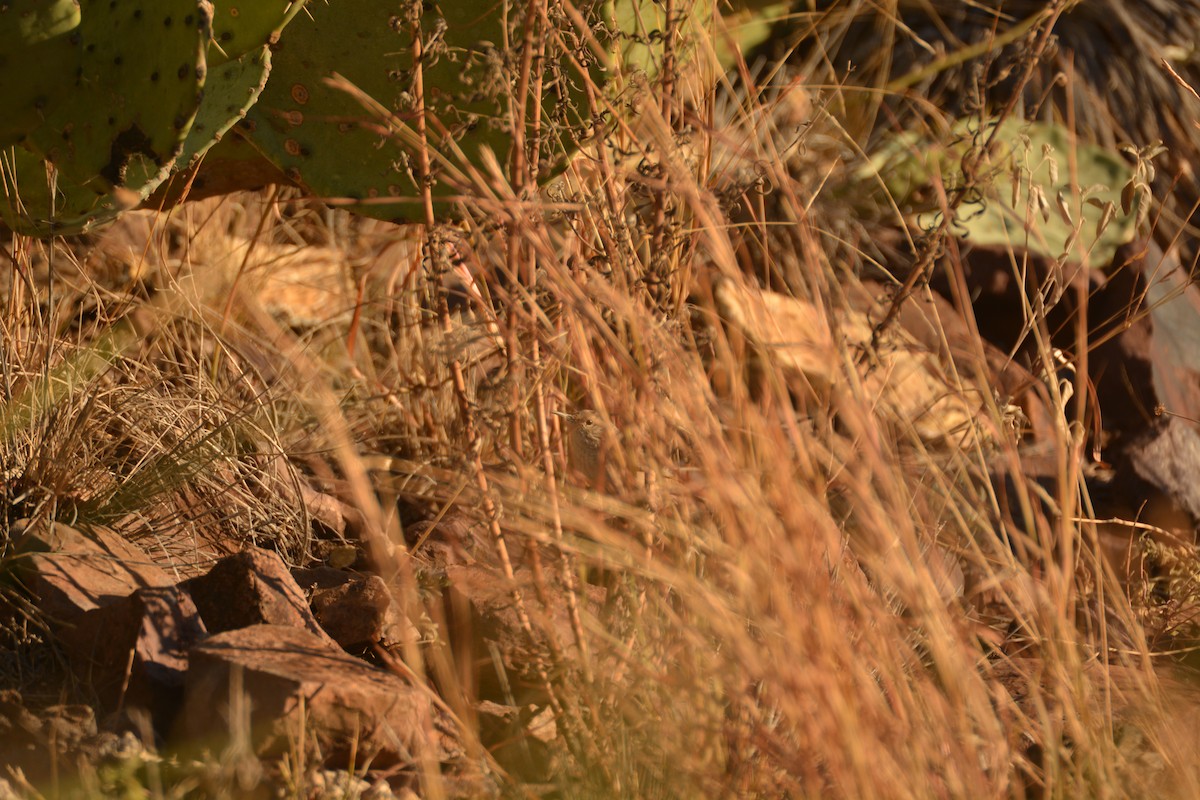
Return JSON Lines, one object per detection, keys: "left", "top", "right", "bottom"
{"left": 0, "top": 0, "right": 80, "bottom": 48}
{"left": 208, "top": 0, "right": 306, "bottom": 66}
{"left": 0, "top": 3, "right": 80, "bottom": 148}
{"left": 2, "top": 0, "right": 212, "bottom": 235}
{"left": 243, "top": 0, "right": 596, "bottom": 223}
{"left": 177, "top": 46, "right": 272, "bottom": 171}
{"left": 715, "top": 0, "right": 794, "bottom": 65}
{"left": 28, "top": 0, "right": 211, "bottom": 198}
{"left": 148, "top": 130, "right": 291, "bottom": 207}
{"left": 0, "top": 146, "right": 137, "bottom": 236}
{"left": 865, "top": 119, "right": 1137, "bottom": 266}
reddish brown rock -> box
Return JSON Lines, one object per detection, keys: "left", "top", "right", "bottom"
{"left": 443, "top": 564, "right": 604, "bottom": 654}
{"left": 10, "top": 520, "right": 172, "bottom": 622}
{"left": 173, "top": 624, "right": 461, "bottom": 769}
{"left": 0, "top": 691, "right": 124, "bottom": 784}
{"left": 292, "top": 567, "right": 412, "bottom": 650}
{"left": 57, "top": 586, "right": 207, "bottom": 723}
{"left": 406, "top": 513, "right": 485, "bottom": 559}
{"left": 8, "top": 521, "right": 208, "bottom": 726}
{"left": 437, "top": 558, "right": 608, "bottom": 709}
{"left": 182, "top": 548, "right": 335, "bottom": 646}
{"left": 476, "top": 701, "right": 557, "bottom": 783}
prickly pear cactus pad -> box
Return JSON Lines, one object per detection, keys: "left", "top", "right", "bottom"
{"left": 0, "top": 0, "right": 79, "bottom": 49}
{"left": 865, "top": 119, "right": 1138, "bottom": 266}
{"left": 176, "top": 46, "right": 272, "bottom": 171}
{"left": 0, "top": 1, "right": 80, "bottom": 147}
{"left": 1, "top": 0, "right": 210, "bottom": 234}
{"left": 0, "top": 146, "right": 117, "bottom": 236}
{"left": 207, "top": 0, "right": 305, "bottom": 66}
{"left": 243, "top": 0, "right": 599, "bottom": 223}
{"left": 28, "top": 0, "right": 210, "bottom": 194}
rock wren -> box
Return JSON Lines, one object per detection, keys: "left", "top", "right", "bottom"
{"left": 558, "top": 410, "right": 613, "bottom": 489}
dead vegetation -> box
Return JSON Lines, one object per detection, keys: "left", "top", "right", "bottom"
{"left": 5, "top": 1, "right": 1200, "bottom": 798}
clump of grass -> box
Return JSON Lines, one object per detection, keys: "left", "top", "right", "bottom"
{"left": 8, "top": 1, "right": 1200, "bottom": 798}
{"left": 0, "top": 227, "right": 317, "bottom": 725}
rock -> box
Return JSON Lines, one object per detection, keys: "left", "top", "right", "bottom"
{"left": 182, "top": 548, "right": 335, "bottom": 646}
{"left": 9, "top": 520, "right": 172, "bottom": 622}
{"left": 0, "top": 690, "right": 117, "bottom": 784}
{"left": 443, "top": 563, "right": 602, "bottom": 656}
{"left": 292, "top": 567, "right": 411, "bottom": 650}
{"left": 476, "top": 701, "right": 557, "bottom": 783}
{"left": 437, "top": 558, "right": 607, "bottom": 702}
{"left": 173, "top": 624, "right": 461, "bottom": 769}
{"left": 1128, "top": 417, "right": 1200, "bottom": 524}
{"left": 6, "top": 520, "right": 201, "bottom": 723}
{"left": 56, "top": 585, "right": 206, "bottom": 725}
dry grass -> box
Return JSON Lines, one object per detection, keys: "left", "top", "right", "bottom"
{"left": 5, "top": 1, "right": 1200, "bottom": 798}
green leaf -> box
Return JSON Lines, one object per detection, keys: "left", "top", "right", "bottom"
{"left": 0, "top": 147, "right": 140, "bottom": 236}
